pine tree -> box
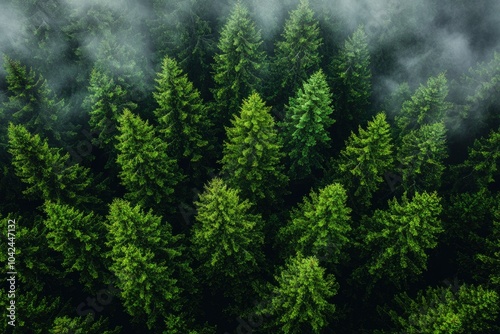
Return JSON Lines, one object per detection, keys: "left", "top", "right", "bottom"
{"left": 397, "top": 122, "right": 448, "bottom": 193}
{"left": 115, "top": 109, "right": 182, "bottom": 211}
{"left": 272, "top": 0, "right": 322, "bottom": 104}
{"left": 477, "top": 200, "right": 500, "bottom": 287}
{"left": 332, "top": 25, "right": 372, "bottom": 125}
{"left": 336, "top": 112, "right": 394, "bottom": 206}
{"left": 221, "top": 93, "right": 288, "bottom": 206}
{"left": 212, "top": 1, "right": 265, "bottom": 128}
{"left": 280, "top": 69, "right": 335, "bottom": 177}
{"left": 50, "top": 315, "right": 121, "bottom": 334}
{"left": 395, "top": 73, "right": 452, "bottom": 134}
{"left": 278, "top": 183, "right": 351, "bottom": 266}
{"left": 361, "top": 191, "right": 443, "bottom": 286}
{"left": 7, "top": 124, "right": 93, "bottom": 205}
{"left": 258, "top": 254, "right": 337, "bottom": 333}
{"left": 191, "top": 178, "right": 263, "bottom": 298}
{"left": 463, "top": 127, "right": 500, "bottom": 188}
{"left": 106, "top": 199, "right": 194, "bottom": 331}
{"left": 153, "top": 56, "right": 213, "bottom": 181}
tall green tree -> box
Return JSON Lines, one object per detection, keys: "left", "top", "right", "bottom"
{"left": 221, "top": 93, "right": 288, "bottom": 206}
{"left": 463, "top": 127, "right": 500, "bottom": 188}
{"left": 280, "top": 69, "right": 334, "bottom": 177}
{"left": 153, "top": 56, "right": 213, "bottom": 182}
{"left": 278, "top": 183, "right": 351, "bottom": 266}
{"left": 191, "top": 178, "right": 263, "bottom": 300}
{"left": 7, "top": 124, "right": 93, "bottom": 205}
{"left": 397, "top": 122, "right": 448, "bottom": 193}
{"left": 395, "top": 73, "right": 452, "bottom": 135}
{"left": 385, "top": 284, "right": 499, "bottom": 333}
{"left": 360, "top": 191, "right": 443, "bottom": 286}
{"left": 336, "top": 112, "right": 394, "bottom": 206}
{"left": 106, "top": 199, "right": 194, "bottom": 332}
{"left": 115, "top": 109, "right": 182, "bottom": 211}
{"left": 477, "top": 200, "right": 500, "bottom": 288}
{"left": 272, "top": 0, "right": 322, "bottom": 104}
{"left": 211, "top": 1, "right": 266, "bottom": 128}
{"left": 331, "top": 25, "right": 372, "bottom": 125}
{"left": 258, "top": 254, "right": 337, "bottom": 334}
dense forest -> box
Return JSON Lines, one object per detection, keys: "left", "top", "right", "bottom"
{"left": 1, "top": 0, "right": 500, "bottom": 332}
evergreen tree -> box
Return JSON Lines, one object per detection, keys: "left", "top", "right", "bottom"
{"left": 463, "top": 127, "right": 500, "bottom": 188}
{"left": 106, "top": 199, "right": 194, "bottom": 331}
{"left": 7, "top": 124, "right": 93, "bottom": 205}
{"left": 477, "top": 200, "right": 500, "bottom": 287}
{"left": 280, "top": 69, "right": 334, "bottom": 177}
{"left": 332, "top": 25, "right": 372, "bottom": 125}
{"left": 278, "top": 183, "right": 351, "bottom": 266}
{"left": 115, "top": 109, "right": 182, "bottom": 211}
{"left": 258, "top": 254, "right": 337, "bottom": 334}
{"left": 385, "top": 284, "right": 499, "bottom": 333}
{"left": 153, "top": 56, "right": 213, "bottom": 181}
{"left": 361, "top": 191, "right": 443, "bottom": 286}
{"left": 272, "top": 0, "right": 322, "bottom": 104}
{"left": 336, "top": 112, "right": 394, "bottom": 206}
{"left": 191, "top": 178, "right": 263, "bottom": 298}
{"left": 395, "top": 73, "right": 452, "bottom": 135}
{"left": 212, "top": 1, "right": 265, "bottom": 128}
{"left": 221, "top": 93, "right": 288, "bottom": 206}
{"left": 50, "top": 315, "right": 121, "bottom": 334}
{"left": 397, "top": 122, "right": 448, "bottom": 193}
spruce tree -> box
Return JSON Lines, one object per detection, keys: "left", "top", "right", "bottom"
{"left": 280, "top": 69, "right": 335, "bottom": 177}
{"left": 221, "top": 93, "right": 288, "bottom": 206}
{"left": 463, "top": 127, "right": 500, "bottom": 188}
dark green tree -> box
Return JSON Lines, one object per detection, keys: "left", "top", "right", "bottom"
{"left": 258, "top": 254, "right": 338, "bottom": 334}
{"left": 7, "top": 124, "right": 93, "bottom": 205}
{"left": 106, "top": 199, "right": 194, "bottom": 332}
{"left": 332, "top": 25, "right": 372, "bottom": 125}
{"left": 336, "top": 112, "right": 394, "bottom": 206}
{"left": 397, "top": 122, "right": 448, "bottom": 193}
{"left": 221, "top": 93, "right": 288, "bottom": 206}
{"left": 153, "top": 56, "right": 213, "bottom": 181}
{"left": 477, "top": 200, "right": 500, "bottom": 288}
{"left": 463, "top": 127, "right": 500, "bottom": 188}
{"left": 272, "top": 0, "right": 322, "bottom": 104}
{"left": 280, "top": 69, "right": 334, "bottom": 177}
{"left": 115, "top": 109, "right": 182, "bottom": 211}
{"left": 211, "top": 1, "right": 266, "bottom": 128}
{"left": 50, "top": 315, "right": 121, "bottom": 334}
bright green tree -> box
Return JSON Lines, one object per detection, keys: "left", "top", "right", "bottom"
{"left": 258, "top": 254, "right": 338, "bottom": 334}
{"left": 106, "top": 199, "right": 194, "bottom": 332}
{"left": 7, "top": 124, "right": 93, "bottom": 205}
{"left": 272, "top": 0, "right": 322, "bottom": 103}
{"left": 212, "top": 1, "right": 266, "bottom": 128}
{"left": 385, "top": 284, "right": 499, "bottom": 333}
{"left": 278, "top": 183, "right": 351, "bottom": 266}
{"left": 395, "top": 73, "right": 452, "bottom": 134}
{"left": 43, "top": 201, "right": 107, "bottom": 288}
{"left": 50, "top": 315, "right": 121, "bottom": 334}
{"left": 337, "top": 112, "right": 394, "bottom": 206}
{"left": 221, "top": 93, "right": 288, "bottom": 206}
{"left": 332, "top": 25, "right": 372, "bottom": 124}
{"left": 115, "top": 109, "right": 182, "bottom": 211}
{"left": 153, "top": 56, "right": 213, "bottom": 180}
{"left": 280, "top": 69, "right": 334, "bottom": 177}
{"left": 361, "top": 191, "right": 443, "bottom": 286}
{"left": 397, "top": 122, "right": 448, "bottom": 193}
{"left": 191, "top": 178, "right": 263, "bottom": 298}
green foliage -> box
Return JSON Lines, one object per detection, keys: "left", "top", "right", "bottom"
{"left": 332, "top": 25, "right": 372, "bottom": 123}
{"left": 362, "top": 191, "right": 443, "bottom": 285}
{"left": 386, "top": 284, "right": 499, "bottom": 333}
{"left": 397, "top": 122, "right": 448, "bottom": 192}
{"left": 221, "top": 93, "right": 288, "bottom": 205}
{"left": 258, "top": 254, "right": 337, "bottom": 333}
{"left": 281, "top": 69, "right": 335, "bottom": 177}
{"left": 273, "top": 0, "right": 322, "bottom": 102}
{"left": 153, "top": 56, "right": 213, "bottom": 179}
{"left": 337, "top": 112, "right": 394, "bottom": 206}
{"left": 477, "top": 201, "right": 500, "bottom": 287}
{"left": 464, "top": 127, "right": 500, "bottom": 188}
{"left": 191, "top": 178, "right": 263, "bottom": 290}
{"left": 395, "top": 73, "right": 452, "bottom": 134}
{"left": 212, "top": 1, "right": 266, "bottom": 126}
{"left": 278, "top": 183, "right": 351, "bottom": 266}
{"left": 49, "top": 315, "right": 121, "bottom": 334}
{"left": 115, "top": 109, "right": 182, "bottom": 211}
{"left": 106, "top": 199, "right": 193, "bottom": 331}
{"left": 7, "top": 124, "right": 93, "bottom": 205}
